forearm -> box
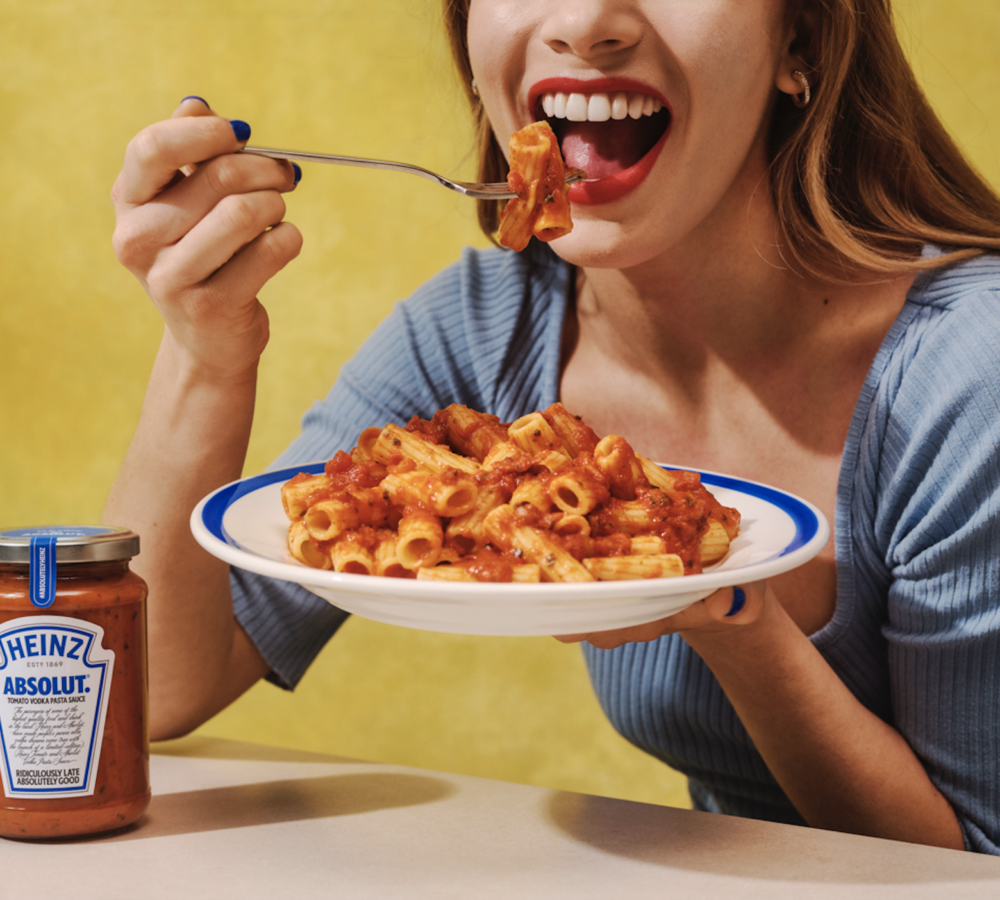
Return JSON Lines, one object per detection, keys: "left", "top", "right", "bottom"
{"left": 104, "top": 332, "right": 268, "bottom": 738}
{"left": 682, "top": 601, "right": 965, "bottom": 850}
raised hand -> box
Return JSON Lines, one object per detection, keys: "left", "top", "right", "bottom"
{"left": 111, "top": 97, "right": 302, "bottom": 379}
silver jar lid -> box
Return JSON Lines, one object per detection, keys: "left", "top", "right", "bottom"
{"left": 0, "top": 526, "right": 140, "bottom": 564}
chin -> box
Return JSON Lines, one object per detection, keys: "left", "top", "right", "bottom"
{"left": 547, "top": 218, "right": 667, "bottom": 272}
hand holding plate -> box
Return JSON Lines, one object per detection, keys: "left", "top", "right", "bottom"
{"left": 553, "top": 582, "right": 766, "bottom": 649}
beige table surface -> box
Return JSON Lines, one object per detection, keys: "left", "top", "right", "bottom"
{"left": 4, "top": 735, "right": 1000, "bottom": 899}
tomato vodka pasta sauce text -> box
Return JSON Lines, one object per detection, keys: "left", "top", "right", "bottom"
{"left": 280, "top": 404, "right": 740, "bottom": 584}
{"left": 497, "top": 122, "right": 574, "bottom": 252}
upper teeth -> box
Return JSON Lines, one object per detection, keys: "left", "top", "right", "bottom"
{"left": 540, "top": 91, "right": 664, "bottom": 123}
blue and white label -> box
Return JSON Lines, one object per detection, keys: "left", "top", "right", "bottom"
{"left": 0, "top": 617, "right": 114, "bottom": 799}
{"left": 29, "top": 536, "right": 58, "bottom": 608}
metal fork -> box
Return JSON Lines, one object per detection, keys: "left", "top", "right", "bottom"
{"left": 241, "top": 145, "right": 585, "bottom": 200}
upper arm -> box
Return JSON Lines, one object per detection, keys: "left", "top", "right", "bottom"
{"left": 873, "top": 295, "right": 1000, "bottom": 852}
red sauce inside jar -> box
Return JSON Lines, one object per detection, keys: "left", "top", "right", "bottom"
{"left": 0, "top": 528, "right": 150, "bottom": 840}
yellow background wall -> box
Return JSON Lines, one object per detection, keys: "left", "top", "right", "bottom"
{"left": 1, "top": 0, "right": 998, "bottom": 807}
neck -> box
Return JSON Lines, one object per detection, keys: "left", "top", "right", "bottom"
{"left": 573, "top": 227, "right": 823, "bottom": 378}
{"left": 563, "top": 211, "right": 913, "bottom": 449}
{"left": 566, "top": 144, "right": 812, "bottom": 345}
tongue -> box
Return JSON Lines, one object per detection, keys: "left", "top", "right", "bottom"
{"left": 558, "top": 118, "right": 651, "bottom": 179}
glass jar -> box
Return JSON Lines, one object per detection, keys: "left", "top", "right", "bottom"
{"left": 0, "top": 526, "right": 150, "bottom": 839}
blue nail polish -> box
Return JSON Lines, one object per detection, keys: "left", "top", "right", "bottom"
{"left": 181, "top": 95, "right": 210, "bottom": 107}
{"left": 292, "top": 163, "right": 302, "bottom": 184}
{"left": 230, "top": 119, "right": 251, "bottom": 142}
{"left": 726, "top": 587, "right": 746, "bottom": 617}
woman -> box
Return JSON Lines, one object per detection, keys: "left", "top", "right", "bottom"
{"left": 106, "top": 0, "right": 1000, "bottom": 851}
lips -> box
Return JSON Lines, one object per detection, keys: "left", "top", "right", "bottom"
{"left": 529, "top": 78, "right": 671, "bottom": 205}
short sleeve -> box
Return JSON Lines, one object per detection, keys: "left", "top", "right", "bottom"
{"left": 231, "top": 568, "right": 351, "bottom": 690}
{"left": 864, "top": 282, "right": 1000, "bottom": 853}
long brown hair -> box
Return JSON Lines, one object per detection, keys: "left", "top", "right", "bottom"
{"left": 443, "top": 0, "right": 1000, "bottom": 279}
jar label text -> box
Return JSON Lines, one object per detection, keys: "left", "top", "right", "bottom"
{"left": 0, "top": 617, "right": 114, "bottom": 799}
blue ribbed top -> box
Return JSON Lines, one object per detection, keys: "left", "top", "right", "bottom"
{"left": 232, "top": 242, "right": 1000, "bottom": 853}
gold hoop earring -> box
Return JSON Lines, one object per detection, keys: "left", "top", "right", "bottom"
{"left": 792, "top": 70, "right": 811, "bottom": 108}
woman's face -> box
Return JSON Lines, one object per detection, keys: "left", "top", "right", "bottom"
{"left": 467, "top": 0, "right": 799, "bottom": 269}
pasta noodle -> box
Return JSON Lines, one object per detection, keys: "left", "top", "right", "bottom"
{"left": 280, "top": 403, "right": 741, "bottom": 584}
{"left": 497, "top": 122, "right": 574, "bottom": 252}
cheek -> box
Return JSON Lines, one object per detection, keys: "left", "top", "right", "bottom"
{"left": 658, "top": 18, "right": 782, "bottom": 158}
{"left": 467, "top": 1, "right": 529, "bottom": 81}
{"left": 467, "top": 4, "right": 533, "bottom": 153}
{"left": 465, "top": 1, "right": 493, "bottom": 77}
{"left": 646, "top": 2, "right": 785, "bottom": 91}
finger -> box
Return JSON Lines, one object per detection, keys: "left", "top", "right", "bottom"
{"left": 552, "top": 584, "right": 765, "bottom": 650}
{"left": 172, "top": 97, "right": 218, "bottom": 174}
{"left": 553, "top": 616, "right": 685, "bottom": 650}
{"left": 149, "top": 189, "right": 290, "bottom": 293}
{"left": 172, "top": 151, "right": 299, "bottom": 227}
{"left": 172, "top": 96, "right": 215, "bottom": 118}
{"left": 116, "top": 152, "right": 300, "bottom": 267}
{"left": 113, "top": 114, "right": 253, "bottom": 211}
{"left": 585, "top": 618, "right": 676, "bottom": 649}
{"left": 204, "top": 220, "right": 303, "bottom": 306}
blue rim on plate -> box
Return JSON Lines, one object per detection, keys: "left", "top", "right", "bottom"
{"left": 200, "top": 462, "right": 821, "bottom": 558}
{"left": 202, "top": 462, "right": 327, "bottom": 550}
{"left": 696, "top": 471, "right": 820, "bottom": 557}
{"left": 191, "top": 462, "right": 829, "bottom": 635}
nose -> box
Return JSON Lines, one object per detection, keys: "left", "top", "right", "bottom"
{"left": 540, "top": 0, "right": 644, "bottom": 61}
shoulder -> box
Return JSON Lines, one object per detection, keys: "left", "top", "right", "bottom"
{"left": 353, "top": 241, "right": 571, "bottom": 421}
{"left": 871, "top": 252, "right": 1000, "bottom": 430}
{"left": 271, "top": 243, "right": 571, "bottom": 468}
{"left": 397, "top": 241, "right": 571, "bottom": 334}
{"left": 907, "top": 248, "right": 1000, "bottom": 308}
{"left": 890, "top": 250, "right": 1000, "bottom": 370}
{"left": 889, "top": 251, "right": 1000, "bottom": 382}
{"left": 851, "top": 252, "right": 1000, "bottom": 564}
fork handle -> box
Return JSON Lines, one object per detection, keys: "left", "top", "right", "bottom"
{"left": 245, "top": 145, "right": 428, "bottom": 175}
{"left": 241, "top": 145, "right": 515, "bottom": 199}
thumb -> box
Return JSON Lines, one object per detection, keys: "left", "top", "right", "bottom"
{"left": 702, "top": 582, "right": 766, "bottom": 625}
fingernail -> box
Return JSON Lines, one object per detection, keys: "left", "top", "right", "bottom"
{"left": 181, "top": 95, "right": 210, "bottom": 107}
{"left": 726, "top": 587, "right": 746, "bottom": 617}
{"left": 230, "top": 119, "right": 251, "bottom": 142}
{"left": 292, "top": 163, "right": 302, "bottom": 184}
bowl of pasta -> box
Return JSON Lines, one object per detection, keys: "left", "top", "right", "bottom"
{"left": 190, "top": 404, "right": 830, "bottom": 636}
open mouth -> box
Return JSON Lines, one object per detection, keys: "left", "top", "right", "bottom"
{"left": 533, "top": 89, "right": 671, "bottom": 181}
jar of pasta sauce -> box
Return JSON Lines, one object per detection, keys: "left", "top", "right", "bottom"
{"left": 0, "top": 526, "right": 150, "bottom": 839}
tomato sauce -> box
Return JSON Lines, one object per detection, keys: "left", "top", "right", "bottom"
{"left": 290, "top": 405, "right": 740, "bottom": 583}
